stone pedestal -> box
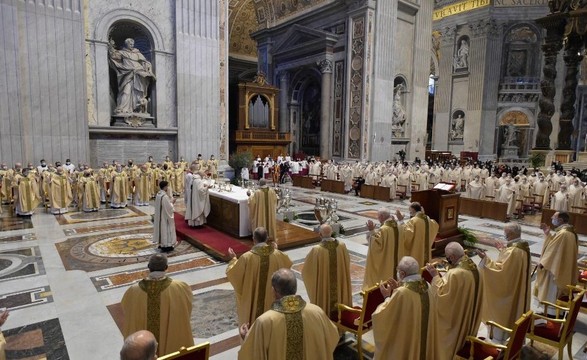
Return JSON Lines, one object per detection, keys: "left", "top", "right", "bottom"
{"left": 577, "top": 152, "right": 587, "bottom": 162}
{"left": 112, "top": 114, "right": 155, "bottom": 128}
{"left": 501, "top": 145, "right": 519, "bottom": 159}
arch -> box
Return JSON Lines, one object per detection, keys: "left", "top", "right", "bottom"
{"left": 289, "top": 67, "right": 321, "bottom": 103}
{"left": 502, "top": 22, "right": 541, "bottom": 44}
{"left": 393, "top": 75, "right": 409, "bottom": 92}
{"left": 94, "top": 9, "right": 166, "bottom": 52}
{"left": 497, "top": 107, "right": 534, "bottom": 127}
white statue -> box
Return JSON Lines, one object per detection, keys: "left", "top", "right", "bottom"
{"left": 453, "top": 39, "right": 469, "bottom": 70}
{"left": 108, "top": 38, "right": 156, "bottom": 115}
{"left": 450, "top": 114, "right": 465, "bottom": 140}
{"left": 503, "top": 124, "right": 517, "bottom": 147}
{"left": 392, "top": 84, "right": 407, "bottom": 137}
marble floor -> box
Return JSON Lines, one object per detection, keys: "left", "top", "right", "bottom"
{"left": 1, "top": 185, "right": 587, "bottom": 359}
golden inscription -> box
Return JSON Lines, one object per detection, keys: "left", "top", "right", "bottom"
{"left": 494, "top": 0, "right": 548, "bottom": 7}
{"left": 433, "top": 0, "right": 491, "bottom": 21}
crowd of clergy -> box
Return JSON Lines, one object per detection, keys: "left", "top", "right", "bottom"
{"left": 224, "top": 206, "right": 578, "bottom": 359}
{"left": 0, "top": 154, "right": 219, "bottom": 216}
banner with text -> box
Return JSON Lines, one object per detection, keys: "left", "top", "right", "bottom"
{"left": 433, "top": 0, "right": 491, "bottom": 20}
{"left": 493, "top": 0, "right": 548, "bottom": 7}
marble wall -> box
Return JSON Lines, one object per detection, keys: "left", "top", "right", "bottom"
{"left": 175, "top": 0, "right": 225, "bottom": 161}
{"left": 0, "top": 0, "right": 88, "bottom": 165}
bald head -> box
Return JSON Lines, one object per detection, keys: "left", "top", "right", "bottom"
{"left": 259, "top": 178, "right": 266, "bottom": 186}
{"left": 319, "top": 224, "right": 333, "bottom": 239}
{"left": 444, "top": 242, "right": 465, "bottom": 264}
{"left": 397, "top": 256, "right": 419, "bottom": 279}
{"left": 504, "top": 222, "right": 521, "bottom": 241}
{"left": 148, "top": 254, "right": 168, "bottom": 272}
{"left": 377, "top": 207, "right": 391, "bottom": 224}
{"left": 120, "top": 330, "right": 158, "bottom": 360}
{"left": 252, "top": 227, "right": 269, "bottom": 244}
{"left": 271, "top": 268, "right": 297, "bottom": 299}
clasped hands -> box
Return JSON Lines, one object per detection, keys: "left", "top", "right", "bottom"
{"left": 379, "top": 277, "right": 399, "bottom": 298}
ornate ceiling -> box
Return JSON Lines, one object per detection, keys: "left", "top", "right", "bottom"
{"left": 228, "top": 0, "right": 330, "bottom": 59}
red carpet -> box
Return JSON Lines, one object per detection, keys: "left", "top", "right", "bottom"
{"left": 174, "top": 213, "right": 251, "bottom": 262}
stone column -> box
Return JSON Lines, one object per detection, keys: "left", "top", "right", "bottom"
{"left": 318, "top": 58, "right": 333, "bottom": 159}
{"left": 278, "top": 71, "right": 289, "bottom": 133}
{"left": 557, "top": 35, "right": 584, "bottom": 149}
{"left": 534, "top": 18, "right": 565, "bottom": 149}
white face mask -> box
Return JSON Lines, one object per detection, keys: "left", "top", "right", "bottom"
{"left": 552, "top": 218, "right": 561, "bottom": 227}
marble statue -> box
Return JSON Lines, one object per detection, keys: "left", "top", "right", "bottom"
{"left": 108, "top": 38, "right": 156, "bottom": 115}
{"left": 453, "top": 39, "right": 469, "bottom": 71}
{"left": 503, "top": 124, "right": 517, "bottom": 147}
{"left": 450, "top": 114, "right": 464, "bottom": 140}
{"left": 392, "top": 84, "right": 406, "bottom": 137}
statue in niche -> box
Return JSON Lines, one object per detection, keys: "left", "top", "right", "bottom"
{"left": 450, "top": 112, "right": 465, "bottom": 140}
{"left": 453, "top": 39, "right": 469, "bottom": 71}
{"left": 503, "top": 124, "right": 518, "bottom": 147}
{"left": 392, "top": 84, "right": 406, "bottom": 138}
{"left": 108, "top": 38, "right": 156, "bottom": 115}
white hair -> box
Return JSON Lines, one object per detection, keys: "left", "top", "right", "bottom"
{"left": 398, "top": 256, "right": 419, "bottom": 276}
{"left": 504, "top": 222, "right": 521, "bottom": 239}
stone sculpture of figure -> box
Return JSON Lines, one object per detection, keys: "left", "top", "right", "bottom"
{"left": 108, "top": 38, "right": 156, "bottom": 115}
{"left": 503, "top": 124, "right": 517, "bottom": 147}
{"left": 392, "top": 84, "right": 407, "bottom": 137}
{"left": 451, "top": 114, "right": 465, "bottom": 140}
{"left": 453, "top": 39, "right": 469, "bottom": 70}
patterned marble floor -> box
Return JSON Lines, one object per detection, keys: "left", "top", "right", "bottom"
{"left": 0, "top": 185, "right": 586, "bottom": 360}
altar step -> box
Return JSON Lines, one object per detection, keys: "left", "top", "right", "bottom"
{"left": 174, "top": 212, "right": 320, "bottom": 262}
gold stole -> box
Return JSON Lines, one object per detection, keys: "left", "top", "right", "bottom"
{"left": 509, "top": 240, "right": 531, "bottom": 311}
{"left": 403, "top": 279, "right": 430, "bottom": 360}
{"left": 261, "top": 188, "right": 270, "bottom": 229}
{"left": 319, "top": 240, "right": 339, "bottom": 317}
{"left": 416, "top": 213, "right": 430, "bottom": 263}
{"left": 251, "top": 243, "right": 274, "bottom": 320}
{"left": 271, "top": 295, "right": 305, "bottom": 360}
{"left": 455, "top": 256, "right": 480, "bottom": 335}
{"left": 383, "top": 219, "right": 399, "bottom": 275}
{"left": 138, "top": 277, "right": 173, "bottom": 341}
{"left": 20, "top": 177, "right": 32, "bottom": 211}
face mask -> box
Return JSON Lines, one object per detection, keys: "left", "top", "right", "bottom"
{"left": 41, "top": 163, "right": 46, "bottom": 166}
{"left": 396, "top": 272, "right": 402, "bottom": 281}
{"left": 552, "top": 218, "right": 561, "bottom": 227}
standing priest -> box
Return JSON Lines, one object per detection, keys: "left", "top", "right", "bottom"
{"left": 302, "top": 224, "right": 352, "bottom": 318}
{"left": 153, "top": 181, "right": 177, "bottom": 252}
{"left": 247, "top": 179, "right": 278, "bottom": 242}
{"left": 226, "top": 227, "right": 292, "bottom": 327}
{"left": 185, "top": 171, "right": 210, "bottom": 227}
{"left": 477, "top": 222, "right": 531, "bottom": 340}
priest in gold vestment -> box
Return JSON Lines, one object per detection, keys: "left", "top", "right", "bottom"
{"left": 478, "top": 222, "right": 530, "bottom": 340}
{"left": 426, "top": 242, "right": 483, "bottom": 360}
{"left": 364, "top": 208, "right": 405, "bottom": 289}
{"left": 46, "top": 167, "right": 73, "bottom": 214}
{"left": 302, "top": 224, "right": 352, "bottom": 317}
{"left": 133, "top": 165, "right": 152, "bottom": 206}
{"left": 534, "top": 212, "right": 578, "bottom": 313}
{"left": 248, "top": 179, "right": 278, "bottom": 241}
{"left": 77, "top": 171, "right": 100, "bottom": 212}
{"left": 122, "top": 254, "right": 194, "bottom": 356}
{"left": 13, "top": 168, "right": 40, "bottom": 216}
{"left": 111, "top": 165, "right": 129, "bottom": 208}
{"left": 238, "top": 269, "right": 339, "bottom": 360}
{"left": 226, "top": 227, "right": 293, "bottom": 326}
{"left": 397, "top": 202, "right": 439, "bottom": 266}
{"left": 372, "top": 256, "right": 438, "bottom": 359}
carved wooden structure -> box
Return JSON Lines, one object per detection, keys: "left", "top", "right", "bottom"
{"left": 233, "top": 74, "right": 291, "bottom": 159}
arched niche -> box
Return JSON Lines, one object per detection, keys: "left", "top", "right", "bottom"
{"left": 392, "top": 76, "right": 408, "bottom": 138}
{"left": 501, "top": 24, "right": 540, "bottom": 79}
{"left": 107, "top": 20, "right": 156, "bottom": 121}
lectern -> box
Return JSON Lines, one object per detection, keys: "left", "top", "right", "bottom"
{"left": 410, "top": 183, "right": 463, "bottom": 254}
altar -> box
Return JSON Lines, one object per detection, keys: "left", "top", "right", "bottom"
{"left": 207, "top": 186, "right": 251, "bottom": 238}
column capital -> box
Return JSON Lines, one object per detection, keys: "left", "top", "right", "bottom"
{"left": 317, "top": 59, "right": 333, "bottom": 74}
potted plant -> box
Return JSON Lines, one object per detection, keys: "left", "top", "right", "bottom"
{"left": 228, "top": 151, "right": 253, "bottom": 184}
